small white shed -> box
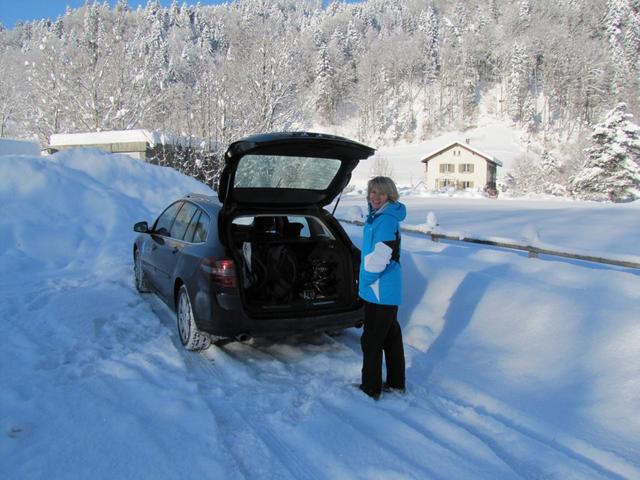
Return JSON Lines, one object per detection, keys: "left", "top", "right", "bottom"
{"left": 48, "top": 130, "right": 159, "bottom": 160}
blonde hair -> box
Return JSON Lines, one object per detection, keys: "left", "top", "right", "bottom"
{"left": 367, "top": 176, "right": 399, "bottom": 202}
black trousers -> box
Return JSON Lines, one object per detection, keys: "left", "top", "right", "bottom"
{"left": 361, "top": 301, "right": 405, "bottom": 394}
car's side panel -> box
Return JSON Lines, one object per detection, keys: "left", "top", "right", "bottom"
{"left": 152, "top": 236, "right": 185, "bottom": 300}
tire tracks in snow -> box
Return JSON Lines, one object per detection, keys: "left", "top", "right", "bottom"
{"left": 196, "top": 344, "right": 334, "bottom": 480}
{"left": 212, "top": 338, "right": 445, "bottom": 479}
{"left": 421, "top": 387, "right": 631, "bottom": 480}
{"left": 145, "top": 308, "right": 334, "bottom": 480}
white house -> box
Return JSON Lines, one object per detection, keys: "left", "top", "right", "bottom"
{"left": 421, "top": 141, "right": 502, "bottom": 192}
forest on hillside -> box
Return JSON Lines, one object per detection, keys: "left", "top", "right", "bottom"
{"left": 1, "top": 0, "right": 639, "bottom": 200}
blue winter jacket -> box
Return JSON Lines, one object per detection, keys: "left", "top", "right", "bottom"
{"left": 358, "top": 201, "right": 406, "bottom": 305}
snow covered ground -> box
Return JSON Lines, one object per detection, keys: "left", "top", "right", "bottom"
{"left": 1, "top": 148, "right": 639, "bottom": 479}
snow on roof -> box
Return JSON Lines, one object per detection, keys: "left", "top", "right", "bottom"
{"left": 49, "top": 129, "right": 159, "bottom": 148}
{"left": 421, "top": 141, "right": 504, "bottom": 167}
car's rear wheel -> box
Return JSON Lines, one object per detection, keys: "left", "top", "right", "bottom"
{"left": 134, "top": 248, "right": 151, "bottom": 293}
{"left": 177, "top": 285, "right": 211, "bottom": 351}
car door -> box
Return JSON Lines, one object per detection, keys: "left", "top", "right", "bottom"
{"left": 152, "top": 201, "right": 199, "bottom": 299}
{"left": 145, "top": 201, "right": 183, "bottom": 296}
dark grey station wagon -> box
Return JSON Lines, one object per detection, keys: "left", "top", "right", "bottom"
{"left": 133, "top": 132, "right": 375, "bottom": 350}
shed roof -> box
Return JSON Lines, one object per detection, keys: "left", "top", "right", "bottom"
{"left": 421, "top": 141, "right": 503, "bottom": 167}
{"left": 49, "top": 129, "right": 159, "bottom": 148}
{"left": 48, "top": 129, "right": 207, "bottom": 149}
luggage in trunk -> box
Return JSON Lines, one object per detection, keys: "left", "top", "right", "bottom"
{"left": 229, "top": 216, "right": 357, "bottom": 314}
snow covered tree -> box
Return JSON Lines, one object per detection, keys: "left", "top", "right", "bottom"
{"left": 507, "top": 42, "right": 530, "bottom": 121}
{"left": 504, "top": 153, "right": 541, "bottom": 195}
{"left": 417, "top": 7, "right": 439, "bottom": 85}
{"left": 604, "top": 0, "right": 639, "bottom": 100}
{"left": 21, "top": 21, "right": 68, "bottom": 143}
{"left": 571, "top": 103, "right": 640, "bottom": 201}
{"left": 539, "top": 150, "right": 567, "bottom": 195}
{"left": 370, "top": 155, "right": 394, "bottom": 179}
{"left": 0, "top": 32, "right": 21, "bottom": 137}
{"left": 313, "top": 41, "right": 335, "bottom": 123}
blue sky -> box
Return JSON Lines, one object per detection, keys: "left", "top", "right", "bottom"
{"left": 0, "top": 1, "right": 228, "bottom": 28}
{"left": 0, "top": 0, "right": 360, "bottom": 29}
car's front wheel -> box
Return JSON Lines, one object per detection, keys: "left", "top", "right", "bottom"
{"left": 176, "top": 285, "right": 211, "bottom": 351}
{"left": 134, "top": 248, "right": 151, "bottom": 293}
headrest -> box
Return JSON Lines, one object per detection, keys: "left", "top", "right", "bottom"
{"left": 253, "top": 216, "right": 275, "bottom": 232}
{"left": 283, "top": 222, "right": 304, "bottom": 237}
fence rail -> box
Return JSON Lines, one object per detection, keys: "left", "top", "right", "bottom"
{"left": 339, "top": 218, "right": 640, "bottom": 270}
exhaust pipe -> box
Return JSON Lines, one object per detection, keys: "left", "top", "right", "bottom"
{"left": 235, "top": 332, "right": 251, "bottom": 343}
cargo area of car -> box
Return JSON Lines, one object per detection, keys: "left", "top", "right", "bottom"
{"left": 227, "top": 215, "right": 358, "bottom": 315}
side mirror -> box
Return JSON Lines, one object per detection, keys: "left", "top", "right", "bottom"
{"left": 134, "top": 221, "right": 149, "bottom": 233}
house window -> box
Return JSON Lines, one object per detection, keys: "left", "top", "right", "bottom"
{"left": 460, "top": 181, "right": 474, "bottom": 189}
{"left": 438, "top": 179, "right": 455, "bottom": 188}
{"left": 439, "top": 163, "right": 455, "bottom": 173}
{"left": 459, "top": 163, "right": 474, "bottom": 173}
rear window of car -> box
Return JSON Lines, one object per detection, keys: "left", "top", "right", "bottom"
{"left": 233, "top": 155, "right": 342, "bottom": 190}
{"left": 231, "top": 215, "right": 334, "bottom": 240}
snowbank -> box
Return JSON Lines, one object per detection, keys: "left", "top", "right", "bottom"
{"left": 0, "top": 148, "right": 213, "bottom": 272}
{"left": 0, "top": 138, "right": 40, "bottom": 156}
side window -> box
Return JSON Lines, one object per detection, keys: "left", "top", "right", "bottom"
{"left": 154, "top": 202, "right": 183, "bottom": 237}
{"left": 170, "top": 201, "right": 198, "bottom": 240}
{"left": 305, "top": 216, "right": 334, "bottom": 239}
{"left": 287, "top": 216, "right": 311, "bottom": 238}
{"left": 184, "top": 211, "right": 201, "bottom": 243}
{"left": 192, "top": 211, "right": 210, "bottom": 243}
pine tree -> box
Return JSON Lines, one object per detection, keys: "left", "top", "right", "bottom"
{"left": 539, "top": 150, "right": 567, "bottom": 195}
{"left": 571, "top": 103, "right": 640, "bottom": 201}
{"left": 417, "top": 7, "right": 439, "bottom": 85}
{"left": 604, "top": 0, "right": 636, "bottom": 96}
{"left": 507, "top": 42, "right": 530, "bottom": 121}
{"left": 314, "top": 41, "right": 335, "bottom": 123}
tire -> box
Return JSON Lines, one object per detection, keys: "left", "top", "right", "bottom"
{"left": 134, "top": 248, "right": 151, "bottom": 293}
{"left": 176, "top": 285, "right": 211, "bottom": 351}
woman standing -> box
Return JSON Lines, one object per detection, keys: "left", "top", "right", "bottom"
{"left": 358, "top": 176, "right": 406, "bottom": 399}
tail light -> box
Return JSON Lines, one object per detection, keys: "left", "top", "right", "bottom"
{"left": 201, "top": 257, "right": 237, "bottom": 287}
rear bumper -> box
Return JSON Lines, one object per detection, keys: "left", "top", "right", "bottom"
{"left": 195, "top": 290, "right": 363, "bottom": 338}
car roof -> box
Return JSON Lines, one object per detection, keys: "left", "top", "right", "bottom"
{"left": 183, "top": 193, "right": 221, "bottom": 215}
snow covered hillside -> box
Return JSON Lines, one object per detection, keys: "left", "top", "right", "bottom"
{"left": 1, "top": 149, "right": 639, "bottom": 479}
